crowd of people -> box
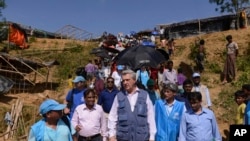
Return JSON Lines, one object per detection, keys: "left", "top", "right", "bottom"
{"left": 28, "top": 32, "right": 247, "bottom": 141}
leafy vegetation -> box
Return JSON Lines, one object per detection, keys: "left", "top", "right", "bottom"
{"left": 28, "top": 36, "right": 37, "bottom": 43}
{"left": 207, "top": 62, "right": 221, "bottom": 73}
{"left": 213, "top": 88, "right": 237, "bottom": 123}
{"left": 209, "top": 0, "right": 250, "bottom": 13}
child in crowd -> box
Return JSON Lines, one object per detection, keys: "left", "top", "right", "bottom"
{"left": 68, "top": 74, "right": 73, "bottom": 89}
{"left": 234, "top": 90, "right": 246, "bottom": 124}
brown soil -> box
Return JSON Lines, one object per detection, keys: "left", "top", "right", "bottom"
{"left": 1, "top": 28, "right": 250, "bottom": 140}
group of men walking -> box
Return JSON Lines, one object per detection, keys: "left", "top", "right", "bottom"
{"left": 28, "top": 67, "right": 222, "bottom": 141}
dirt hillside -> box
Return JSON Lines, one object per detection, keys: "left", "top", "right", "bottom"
{"left": 1, "top": 28, "right": 250, "bottom": 140}
{"left": 173, "top": 28, "right": 250, "bottom": 140}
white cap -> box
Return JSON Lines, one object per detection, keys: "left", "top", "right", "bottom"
{"left": 192, "top": 72, "right": 201, "bottom": 77}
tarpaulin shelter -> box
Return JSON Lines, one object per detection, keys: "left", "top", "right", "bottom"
{"left": 0, "top": 53, "right": 59, "bottom": 93}
{"left": 0, "top": 75, "right": 14, "bottom": 95}
{"left": 8, "top": 23, "right": 28, "bottom": 49}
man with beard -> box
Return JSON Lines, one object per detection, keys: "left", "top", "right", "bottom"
{"left": 192, "top": 73, "right": 212, "bottom": 109}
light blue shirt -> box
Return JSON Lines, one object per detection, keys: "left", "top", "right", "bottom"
{"left": 165, "top": 99, "right": 186, "bottom": 116}
{"left": 136, "top": 70, "right": 149, "bottom": 88}
{"left": 165, "top": 99, "right": 175, "bottom": 116}
{"left": 28, "top": 119, "right": 76, "bottom": 141}
{"left": 66, "top": 88, "right": 86, "bottom": 119}
{"left": 178, "top": 108, "right": 222, "bottom": 141}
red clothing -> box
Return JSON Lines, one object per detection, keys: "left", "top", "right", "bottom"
{"left": 94, "top": 78, "right": 105, "bottom": 97}
{"left": 150, "top": 68, "right": 158, "bottom": 80}
{"left": 150, "top": 68, "right": 158, "bottom": 89}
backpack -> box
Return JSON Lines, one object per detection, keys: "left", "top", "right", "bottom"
{"left": 61, "top": 116, "right": 71, "bottom": 132}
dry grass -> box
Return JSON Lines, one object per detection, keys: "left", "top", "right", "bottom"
{"left": 0, "top": 27, "right": 250, "bottom": 140}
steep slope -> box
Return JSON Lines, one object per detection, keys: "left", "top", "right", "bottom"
{"left": 1, "top": 28, "right": 250, "bottom": 139}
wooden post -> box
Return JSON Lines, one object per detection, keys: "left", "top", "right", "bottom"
{"left": 4, "top": 99, "right": 24, "bottom": 140}
{"left": 198, "top": 19, "right": 201, "bottom": 35}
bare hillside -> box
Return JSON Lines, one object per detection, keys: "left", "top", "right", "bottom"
{"left": 1, "top": 28, "right": 250, "bottom": 140}
{"left": 174, "top": 28, "right": 250, "bottom": 140}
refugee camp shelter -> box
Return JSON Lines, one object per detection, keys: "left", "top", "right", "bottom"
{"left": 157, "top": 14, "right": 249, "bottom": 39}
{"left": 0, "top": 53, "right": 59, "bottom": 94}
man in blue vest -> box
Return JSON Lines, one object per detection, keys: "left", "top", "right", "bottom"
{"left": 108, "top": 69, "right": 156, "bottom": 141}
{"left": 155, "top": 83, "right": 185, "bottom": 141}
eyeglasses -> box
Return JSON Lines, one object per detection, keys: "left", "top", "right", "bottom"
{"left": 107, "top": 81, "right": 114, "bottom": 83}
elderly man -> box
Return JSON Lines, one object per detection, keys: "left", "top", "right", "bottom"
{"left": 108, "top": 69, "right": 156, "bottom": 141}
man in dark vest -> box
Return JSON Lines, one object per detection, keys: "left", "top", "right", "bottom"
{"left": 108, "top": 69, "right": 156, "bottom": 141}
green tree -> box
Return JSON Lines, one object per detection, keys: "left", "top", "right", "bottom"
{"left": 209, "top": 0, "right": 250, "bottom": 29}
{"left": 0, "top": 0, "right": 6, "bottom": 42}
{"left": 209, "top": 0, "right": 250, "bottom": 13}
{"left": 0, "top": 0, "right": 6, "bottom": 17}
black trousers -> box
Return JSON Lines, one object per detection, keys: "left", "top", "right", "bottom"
{"left": 78, "top": 134, "right": 102, "bottom": 141}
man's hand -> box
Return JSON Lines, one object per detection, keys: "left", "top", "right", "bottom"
{"left": 64, "top": 107, "right": 70, "bottom": 115}
{"left": 75, "top": 125, "right": 82, "bottom": 132}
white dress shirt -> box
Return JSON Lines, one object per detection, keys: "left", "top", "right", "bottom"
{"left": 163, "top": 68, "right": 177, "bottom": 84}
{"left": 71, "top": 104, "right": 107, "bottom": 139}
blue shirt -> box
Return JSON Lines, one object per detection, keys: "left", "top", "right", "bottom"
{"left": 66, "top": 88, "right": 86, "bottom": 119}
{"left": 245, "top": 100, "right": 250, "bottom": 124}
{"left": 175, "top": 93, "right": 192, "bottom": 111}
{"left": 178, "top": 108, "right": 222, "bottom": 141}
{"left": 146, "top": 89, "right": 159, "bottom": 105}
{"left": 28, "top": 119, "right": 76, "bottom": 141}
{"left": 136, "top": 70, "right": 150, "bottom": 89}
{"left": 97, "top": 88, "right": 119, "bottom": 113}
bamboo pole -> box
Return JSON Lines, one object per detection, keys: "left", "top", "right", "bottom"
{"left": 4, "top": 103, "right": 15, "bottom": 139}
{"left": 10, "top": 99, "right": 23, "bottom": 139}
{"left": 20, "top": 111, "right": 26, "bottom": 136}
